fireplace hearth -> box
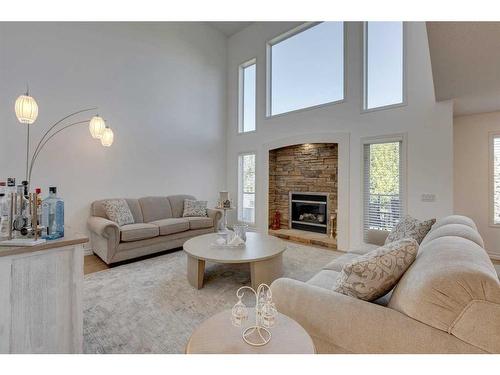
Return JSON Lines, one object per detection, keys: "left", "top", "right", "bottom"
{"left": 290, "top": 192, "right": 328, "bottom": 234}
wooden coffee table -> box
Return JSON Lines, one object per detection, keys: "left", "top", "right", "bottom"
{"left": 186, "top": 309, "right": 315, "bottom": 354}
{"left": 183, "top": 232, "right": 286, "bottom": 289}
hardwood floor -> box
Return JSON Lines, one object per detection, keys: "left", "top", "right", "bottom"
{"left": 83, "top": 249, "right": 500, "bottom": 276}
{"left": 84, "top": 254, "right": 109, "bottom": 275}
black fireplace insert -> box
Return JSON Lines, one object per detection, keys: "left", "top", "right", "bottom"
{"left": 289, "top": 192, "right": 328, "bottom": 234}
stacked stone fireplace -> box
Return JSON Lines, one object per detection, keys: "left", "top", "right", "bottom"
{"left": 269, "top": 143, "right": 338, "bottom": 236}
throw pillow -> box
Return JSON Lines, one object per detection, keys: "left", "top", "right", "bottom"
{"left": 182, "top": 199, "right": 208, "bottom": 217}
{"left": 333, "top": 238, "right": 418, "bottom": 301}
{"left": 103, "top": 199, "right": 135, "bottom": 226}
{"left": 385, "top": 215, "right": 435, "bottom": 245}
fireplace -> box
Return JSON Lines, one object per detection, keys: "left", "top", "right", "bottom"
{"left": 289, "top": 192, "right": 328, "bottom": 234}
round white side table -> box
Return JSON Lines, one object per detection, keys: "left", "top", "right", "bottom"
{"left": 186, "top": 309, "right": 316, "bottom": 354}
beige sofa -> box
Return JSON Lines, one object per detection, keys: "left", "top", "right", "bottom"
{"left": 87, "top": 195, "right": 222, "bottom": 264}
{"left": 271, "top": 215, "right": 500, "bottom": 353}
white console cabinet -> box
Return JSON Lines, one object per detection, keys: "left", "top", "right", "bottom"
{"left": 0, "top": 237, "right": 87, "bottom": 353}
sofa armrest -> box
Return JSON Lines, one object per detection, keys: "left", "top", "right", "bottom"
{"left": 87, "top": 216, "right": 120, "bottom": 250}
{"left": 206, "top": 208, "right": 223, "bottom": 229}
{"left": 270, "top": 278, "right": 484, "bottom": 353}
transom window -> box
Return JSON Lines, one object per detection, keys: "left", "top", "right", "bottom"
{"left": 267, "top": 22, "right": 344, "bottom": 116}
{"left": 363, "top": 138, "right": 404, "bottom": 239}
{"left": 491, "top": 134, "right": 500, "bottom": 225}
{"left": 364, "top": 22, "right": 405, "bottom": 110}
{"left": 238, "top": 153, "right": 256, "bottom": 224}
{"left": 238, "top": 59, "right": 256, "bottom": 133}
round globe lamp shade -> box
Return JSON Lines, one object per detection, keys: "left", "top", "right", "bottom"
{"left": 101, "top": 127, "right": 114, "bottom": 147}
{"left": 89, "top": 116, "right": 106, "bottom": 139}
{"left": 15, "top": 94, "right": 39, "bottom": 124}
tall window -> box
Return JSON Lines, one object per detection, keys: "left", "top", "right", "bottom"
{"left": 492, "top": 134, "right": 500, "bottom": 225}
{"left": 363, "top": 139, "right": 403, "bottom": 239}
{"left": 238, "top": 59, "right": 256, "bottom": 133}
{"left": 238, "top": 153, "right": 256, "bottom": 224}
{"left": 267, "top": 22, "right": 344, "bottom": 116}
{"left": 364, "top": 22, "right": 404, "bottom": 110}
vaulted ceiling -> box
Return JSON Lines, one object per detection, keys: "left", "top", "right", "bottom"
{"left": 427, "top": 22, "right": 500, "bottom": 116}
{"left": 208, "top": 22, "right": 253, "bottom": 37}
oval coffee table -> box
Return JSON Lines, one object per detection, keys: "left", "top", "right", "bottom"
{"left": 183, "top": 232, "right": 286, "bottom": 289}
{"left": 186, "top": 309, "right": 316, "bottom": 354}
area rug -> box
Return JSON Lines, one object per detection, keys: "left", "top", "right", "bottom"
{"left": 83, "top": 243, "right": 337, "bottom": 354}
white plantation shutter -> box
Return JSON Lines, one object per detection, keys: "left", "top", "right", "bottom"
{"left": 363, "top": 140, "right": 403, "bottom": 240}
{"left": 493, "top": 136, "right": 500, "bottom": 224}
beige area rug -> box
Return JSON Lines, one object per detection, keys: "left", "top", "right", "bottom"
{"left": 83, "top": 243, "right": 338, "bottom": 354}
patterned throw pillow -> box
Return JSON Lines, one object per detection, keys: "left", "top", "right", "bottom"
{"left": 182, "top": 199, "right": 208, "bottom": 217}
{"left": 333, "top": 238, "right": 418, "bottom": 301}
{"left": 385, "top": 215, "right": 436, "bottom": 245}
{"left": 103, "top": 199, "right": 135, "bottom": 226}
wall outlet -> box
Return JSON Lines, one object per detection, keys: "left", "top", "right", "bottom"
{"left": 421, "top": 193, "right": 436, "bottom": 202}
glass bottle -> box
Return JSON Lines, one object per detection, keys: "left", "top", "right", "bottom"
{"left": 0, "top": 182, "right": 9, "bottom": 238}
{"left": 42, "top": 187, "right": 64, "bottom": 240}
{"left": 35, "top": 188, "right": 42, "bottom": 229}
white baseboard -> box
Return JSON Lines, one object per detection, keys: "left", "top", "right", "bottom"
{"left": 488, "top": 252, "right": 500, "bottom": 261}
{"left": 83, "top": 248, "right": 93, "bottom": 256}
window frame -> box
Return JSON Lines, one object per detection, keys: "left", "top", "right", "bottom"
{"left": 362, "top": 21, "right": 407, "bottom": 113}
{"left": 489, "top": 132, "right": 500, "bottom": 228}
{"left": 237, "top": 151, "right": 257, "bottom": 226}
{"left": 265, "top": 22, "right": 347, "bottom": 118}
{"left": 238, "top": 58, "right": 257, "bottom": 134}
{"left": 361, "top": 134, "right": 408, "bottom": 241}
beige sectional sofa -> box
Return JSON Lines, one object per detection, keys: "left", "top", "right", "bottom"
{"left": 87, "top": 195, "right": 222, "bottom": 264}
{"left": 271, "top": 215, "right": 500, "bottom": 354}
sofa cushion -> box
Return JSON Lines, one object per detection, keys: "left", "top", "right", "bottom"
{"left": 307, "top": 269, "right": 394, "bottom": 307}
{"left": 308, "top": 270, "right": 339, "bottom": 289}
{"left": 92, "top": 198, "right": 144, "bottom": 223}
{"left": 168, "top": 194, "right": 196, "bottom": 218}
{"left": 120, "top": 223, "right": 159, "bottom": 242}
{"left": 323, "top": 253, "right": 360, "bottom": 272}
{"left": 421, "top": 223, "right": 485, "bottom": 248}
{"left": 333, "top": 238, "right": 418, "bottom": 301}
{"left": 150, "top": 218, "right": 190, "bottom": 236}
{"left": 102, "top": 199, "right": 135, "bottom": 226}
{"left": 388, "top": 236, "right": 500, "bottom": 351}
{"left": 385, "top": 215, "right": 435, "bottom": 245}
{"left": 432, "top": 215, "right": 477, "bottom": 231}
{"left": 187, "top": 217, "right": 214, "bottom": 230}
{"left": 366, "top": 229, "right": 389, "bottom": 246}
{"left": 139, "top": 197, "right": 173, "bottom": 222}
{"left": 183, "top": 199, "right": 208, "bottom": 217}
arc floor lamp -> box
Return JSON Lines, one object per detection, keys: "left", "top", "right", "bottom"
{"left": 14, "top": 87, "right": 115, "bottom": 189}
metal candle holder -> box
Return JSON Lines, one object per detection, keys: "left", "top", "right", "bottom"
{"left": 230, "top": 284, "right": 278, "bottom": 347}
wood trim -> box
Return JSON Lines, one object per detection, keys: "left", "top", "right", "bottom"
{"left": 0, "top": 236, "right": 88, "bottom": 258}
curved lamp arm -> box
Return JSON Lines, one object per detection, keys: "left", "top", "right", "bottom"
{"left": 29, "top": 107, "right": 97, "bottom": 170}
{"left": 28, "top": 120, "right": 91, "bottom": 183}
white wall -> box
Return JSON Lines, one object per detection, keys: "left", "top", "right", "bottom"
{"left": 225, "top": 22, "right": 454, "bottom": 250}
{"left": 454, "top": 112, "right": 500, "bottom": 259}
{"left": 0, "top": 22, "right": 227, "bottom": 243}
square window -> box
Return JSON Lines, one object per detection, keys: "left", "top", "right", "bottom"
{"left": 238, "top": 60, "right": 256, "bottom": 133}
{"left": 364, "top": 22, "right": 405, "bottom": 110}
{"left": 238, "top": 153, "right": 256, "bottom": 224}
{"left": 363, "top": 140, "right": 403, "bottom": 238}
{"left": 268, "top": 22, "right": 344, "bottom": 116}
{"left": 492, "top": 135, "right": 500, "bottom": 225}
